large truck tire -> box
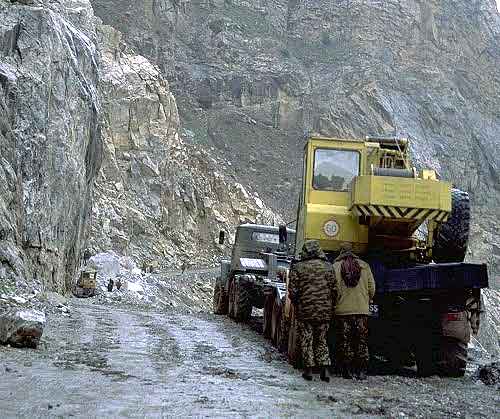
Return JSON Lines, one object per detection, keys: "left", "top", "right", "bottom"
{"left": 271, "top": 299, "right": 282, "bottom": 345}
{"left": 277, "top": 308, "right": 289, "bottom": 354}
{"left": 233, "top": 279, "right": 252, "bottom": 323}
{"left": 433, "top": 188, "right": 470, "bottom": 263}
{"left": 213, "top": 278, "right": 228, "bottom": 315}
{"left": 437, "top": 337, "right": 467, "bottom": 377}
{"left": 212, "top": 282, "right": 221, "bottom": 314}
{"left": 228, "top": 280, "right": 235, "bottom": 319}
{"left": 263, "top": 295, "right": 273, "bottom": 338}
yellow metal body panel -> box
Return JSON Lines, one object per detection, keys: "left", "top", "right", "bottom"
{"left": 351, "top": 176, "right": 451, "bottom": 211}
{"left": 81, "top": 278, "right": 96, "bottom": 289}
{"left": 78, "top": 271, "right": 97, "bottom": 289}
{"left": 303, "top": 203, "right": 368, "bottom": 253}
{"left": 295, "top": 135, "right": 452, "bottom": 257}
{"left": 296, "top": 137, "right": 369, "bottom": 255}
{"left": 421, "top": 169, "right": 438, "bottom": 181}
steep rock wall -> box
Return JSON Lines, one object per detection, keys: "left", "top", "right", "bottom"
{"left": 91, "top": 0, "right": 500, "bottom": 276}
{"left": 0, "top": 0, "right": 102, "bottom": 293}
{"left": 89, "top": 24, "right": 279, "bottom": 268}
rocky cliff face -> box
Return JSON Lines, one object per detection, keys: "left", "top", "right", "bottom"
{"left": 0, "top": 0, "right": 102, "bottom": 294}
{"left": 0, "top": 0, "right": 278, "bottom": 295}
{"left": 91, "top": 0, "right": 500, "bottom": 277}
{"left": 90, "top": 23, "right": 278, "bottom": 268}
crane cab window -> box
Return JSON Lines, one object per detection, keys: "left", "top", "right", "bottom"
{"left": 313, "top": 149, "right": 360, "bottom": 191}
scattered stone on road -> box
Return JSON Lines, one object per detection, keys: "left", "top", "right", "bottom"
{"left": 0, "top": 299, "right": 498, "bottom": 417}
{"left": 0, "top": 309, "right": 46, "bottom": 348}
{"left": 477, "top": 362, "right": 500, "bottom": 386}
{"left": 38, "top": 292, "right": 68, "bottom": 308}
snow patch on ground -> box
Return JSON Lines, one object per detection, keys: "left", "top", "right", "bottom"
{"left": 84, "top": 251, "right": 214, "bottom": 313}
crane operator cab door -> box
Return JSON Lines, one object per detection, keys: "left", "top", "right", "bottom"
{"left": 295, "top": 137, "right": 369, "bottom": 257}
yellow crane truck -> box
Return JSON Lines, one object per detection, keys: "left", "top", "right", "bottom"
{"left": 214, "top": 135, "right": 489, "bottom": 377}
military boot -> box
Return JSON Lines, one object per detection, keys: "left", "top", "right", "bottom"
{"left": 302, "top": 367, "right": 313, "bottom": 381}
{"left": 356, "top": 370, "right": 367, "bottom": 381}
{"left": 342, "top": 366, "right": 353, "bottom": 379}
{"left": 354, "top": 365, "right": 367, "bottom": 381}
{"left": 320, "top": 366, "right": 330, "bottom": 383}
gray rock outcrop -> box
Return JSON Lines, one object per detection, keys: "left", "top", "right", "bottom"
{"left": 0, "top": 0, "right": 102, "bottom": 293}
{"left": 0, "top": 308, "right": 45, "bottom": 348}
{"left": 89, "top": 23, "right": 280, "bottom": 268}
{"left": 90, "top": 0, "right": 500, "bottom": 276}
{"left": 0, "top": 0, "right": 280, "bottom": 295}
{"left": 477, "top": 361, "right": 500, "bottom": 386}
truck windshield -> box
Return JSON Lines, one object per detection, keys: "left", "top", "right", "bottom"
{"left": 313, "top": 148, "right": 360, "bottom": 191}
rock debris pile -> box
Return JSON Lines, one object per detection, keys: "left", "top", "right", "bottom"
{"left": 84, "top": 251, "right": 214, "bottom": 313}
{"left": 90, "top": 0, "right": 500, "bottom": 276}
{"left": 89, "top": 23, "right": 281, "bottom": 270}
{"left": 477, "top": 361, "right": 500, "bottom": 387}
{"left": 0, "top": 309, "right": 45, "bottom": 348}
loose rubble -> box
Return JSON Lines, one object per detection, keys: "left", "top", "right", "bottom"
{"left": 477, "top": 362, "right": 500, "bottom": 386}
{"left": 84, "top": 251, "right": 215, "bottom": 313}
{"left": 1, "top": 301, "right": 499, "bottom": 417}
{"left": 0, "top": 309, "right": 46, "bottom": 348}
{"left": 88, "top": 23, "right": 281, "bottom": 272}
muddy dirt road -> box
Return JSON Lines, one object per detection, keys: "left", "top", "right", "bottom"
{"left": 0, "top": 299, "right": 498, "bottom": 418}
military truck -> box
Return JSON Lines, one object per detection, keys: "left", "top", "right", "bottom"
{"left": 215, "top": 135, "right": 489, "bottom": 377}
{"left": 212, "top": 224, "right": 295, "bottom": 330}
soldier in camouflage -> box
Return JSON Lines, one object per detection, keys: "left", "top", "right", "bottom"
{"left": 289, "top": 240, "right": 337, "bottom": 381}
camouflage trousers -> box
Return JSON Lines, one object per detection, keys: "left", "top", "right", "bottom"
{"left": 334, "top": 315, "right": 369, "bottom": 373}
{"left": 298, "top": 321, "right": 331, "bottom": 368}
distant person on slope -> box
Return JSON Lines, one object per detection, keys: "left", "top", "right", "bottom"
{"left": 333, "top": 243, "right": 375, "bottom": 380}
{"left": 289, "top": 240, "right": 336, "bottom": 382}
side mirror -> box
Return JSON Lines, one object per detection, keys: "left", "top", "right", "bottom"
{"left": 218, "top": 231, "right": 225, "bottom": 245}
{"left": 278, "top": 225, "right": 287, "bottom": 244}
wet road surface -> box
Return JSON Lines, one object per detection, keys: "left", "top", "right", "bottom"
{"left": 0, "top": 299, "right": 498, "bottom": 418}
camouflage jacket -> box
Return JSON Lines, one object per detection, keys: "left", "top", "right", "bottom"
{"left": 288, "top": 241, "right": 336, "bottom": 323}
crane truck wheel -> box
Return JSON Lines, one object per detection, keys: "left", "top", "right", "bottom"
{"left": 233, "top": 278, "right": 252, "bottom": 323}
{"left": 228, "top": 279, "right": 235, "bottom": 319}
{"left": 213, "top": 278, "right": 229, "bottom": 315}
{"left": 433, "top": 188, "right": 470, "bottom": 263}
{"left": 276, "top": 308, "right": 289, "bottom": 353}
{"left": 212, "top": 281, "right": 221, "bottom": 314}
{"left": 263, "top": 295, "right": 273, "bottom": 338}
{"left": 272, "top": 298, "right": 287, "bottom": 352}
{"left": 271, "top": 299, "right": 281, "bottom": 345}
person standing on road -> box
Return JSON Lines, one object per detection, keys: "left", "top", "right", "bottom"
{"left": 107, "top": 278, "right": 114, "bottom": 292}
{"left": 289, "top": 240, "right": 336, "bottom": 382}
{"left": 333, "top": 243, "right": 375, "bottom": 380}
